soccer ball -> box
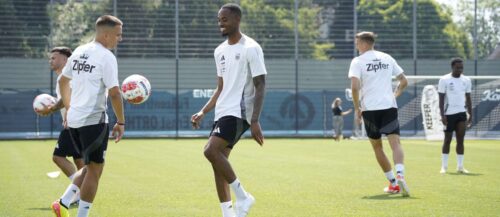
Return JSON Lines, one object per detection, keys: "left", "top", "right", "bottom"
{"left": 121, "top": 74, "right": 151, "bottom": 104}
{"left": 33, "top": 93, "right": 56, "bottom": 114}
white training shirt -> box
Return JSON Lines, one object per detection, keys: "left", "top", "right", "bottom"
{"left": 348, "top": 50, "right": 404, "bottom": 111}
{"left": 61, "top": 41, "right": 119, "bottom": 128}
{"left": 214, "top": 34, "right": 267, "bottom": 123}
{"left": 437, "top": 73, "right": 472, "bottom": 115}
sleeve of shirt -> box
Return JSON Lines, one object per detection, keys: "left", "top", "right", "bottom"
{"left": 247, "top": 45, "right": 267, "bottom": 77}
{"left": 391, "top": 57, "right": 404, "bottom": 76}
{"left": 214, "top": 52, "right": 222, "bottom": 77}
{"left": 437, "top": 78, "right": 446, "bottom": 93}
{"left": 61, "top": 57, "right": 73, "bottom": 79}
{"left": 347, "top": 58, "right": 360, "bottom": 78}
{"left": 102, "top": 54, "right": 119, "bottom": 90}
{"left": 466, "top": 78, "right": 472, "bottom": 93}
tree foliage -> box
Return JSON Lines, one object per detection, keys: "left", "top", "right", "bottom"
{"left": 0, "top": 0, "right": 50, "bottom": 57}
{"left": 457, "top": 0, "right": 500, "bottom": 59}
{"left": 357, "top": 0, "right": 472, "bottom": 59}
{"left": 48, "top": 0, "right": 109, "bottom": 52}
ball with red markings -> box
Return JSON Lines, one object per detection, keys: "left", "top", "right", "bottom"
{"left": 121, "top": 74, "right": 151, "bottom": 104}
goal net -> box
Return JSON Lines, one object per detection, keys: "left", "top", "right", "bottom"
{"left": 400, "top": 76, "right": 500, "bottom": 140}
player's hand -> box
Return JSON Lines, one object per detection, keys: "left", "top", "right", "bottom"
{"left": 112, "top": 123, "right": 125, "bottom": 143}
{"left": 441, "top": 115, "right": 447, "bottom": 126}
{"left": 467, "top": 116, "right": 472, "bottom": 128}
{"left": 36, "top": 105, "right": 53, "bottom": 116}
{"left": 355, "top": 108, "right": 362, "bottom": 125}
{"left": 250, "top": 121, "right": 264, "bottom": 146}
{"left": 62, "top": 109, "right": 69, "bottom": 129}
{"left": 191, "top": 111, "right": 204, "bottom": 129}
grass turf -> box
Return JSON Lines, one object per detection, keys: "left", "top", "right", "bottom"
{"left": 0, "top": 138, "right": 499, "bottom": 216}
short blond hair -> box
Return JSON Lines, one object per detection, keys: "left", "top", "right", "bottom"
{"left": 95, "top": 15, "right": 122, "bottom": 28}
{"left": 355, "top": 31, "right": 376, "bottom": 45}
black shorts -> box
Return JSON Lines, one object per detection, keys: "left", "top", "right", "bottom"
{"left": 210, "top": 116, "right": 250, "bottom": 149}
{"left": 362, "top": 108, "right": 400, "bottom": 139}
{"left": 53, "top": 129, "right": 82, "bottom": 159}
{"left": 444, "top": 112, "right": 467, "bottom": 133}
{"left": 69, "top": 123, "right": 109, "bottom": 164}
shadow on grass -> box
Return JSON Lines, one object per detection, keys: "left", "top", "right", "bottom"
{"left": 447, "top": 172, "right": 483, "bottom": 176}
{"left": 26, "top": 207, "right": 52, "bottom": 211}
{"left": 362, "top": 194, "right": 418, "bottom": 200}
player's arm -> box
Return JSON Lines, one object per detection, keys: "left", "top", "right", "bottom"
{"left": 394, "top": 73, "right": 408, "bottom": 98}
{"left": 191, "top": 77, "right": 223, "bottom": 129}
{"left": 109, "top": 86, "right": 125, "bottom": 142}
{"left": 59, "top": 76, "right": 71, "bottom": 110}
{"left": 250, "top": 74, "right": 266, "bottom": 146}
{"left": 350, "top": 77, "right": 362, "bottom": 124}
{"left": 438, "top": 93, "right": 447, "bottom": 125}
{"left": 465, "top": 92, "right": 472, "bottom": 126}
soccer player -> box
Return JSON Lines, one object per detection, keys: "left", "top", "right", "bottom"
{"left": 38, "top": 47, "right": 85, "bottom": 203}
{"left": 438, "top": 58, "right": 472, "bottom": 174}
{"left": 190, "top": 3, "right": 267, "bottom": 217}
{"left": 348, "top": 31, "right": 410, "bottom": 197}
{"left": 50, "top": 15, "right": 125, "bottom": 217}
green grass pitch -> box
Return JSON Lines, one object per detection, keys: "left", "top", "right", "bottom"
{"left": 1, "top": 138, "right": 499, "bottom": 216}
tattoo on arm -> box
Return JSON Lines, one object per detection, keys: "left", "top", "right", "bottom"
{"left": 251, "top": 75, "right": 266, "bottom": 123}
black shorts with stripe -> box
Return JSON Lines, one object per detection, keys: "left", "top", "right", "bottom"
{"left": 444, "top": 112, "right": 467, "bottom": 132}
{"left": 69, "top": 123, "right": 109, "bottom": 164}
{"left": 362, "top": 108, "right": 400, "bottom": 139}
{"left": 210, "top": 116, "right": 250, "bottom": 149}
{"left": 53, "top": 129, "right": 82, "bottom": 159}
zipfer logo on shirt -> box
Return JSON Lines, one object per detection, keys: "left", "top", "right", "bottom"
{"left": 73, "top": 54, "right": 96, "bottom": 74}
{"left": 366, "top": 61, "right": 389, "bottom": 72}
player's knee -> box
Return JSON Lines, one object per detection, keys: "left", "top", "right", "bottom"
{"left": 203, "top": 147, "right": 218, "bottom": 162}
{"left": 52, "top": 155, "right": 62, "bottom": 164}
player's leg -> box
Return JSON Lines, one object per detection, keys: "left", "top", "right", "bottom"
{"left": 441, "top": 132, "right": 452, "bottom": 173}
{"left": 75, "top": 123, "right": 109, "bottom": 217}
{"left": 381, "top": 108, "right": 409, "bottom": 196}
{"left": 205, "top": 139, "right": 236, "bottom": 217}
{"left": 363, "top": 110, "right": 398, "bottom": 193}
{"left": 53, "top": 155, "right": 77, "bottom": 178}
{"left": 52, "top": 128, "right": 83, "bottom": 217}
{"left": 455, "top": 113, "right": 468, "bottom": 173}
{"left": 441, "top": 114, "right": 455, "bottom": 173}
{"left": 53, "top": 129, "right": 78, "bottom": 179}
{"left": 387, "top": 134, "right": 409, "bottom": 196}
{"left": 205, "top": 116, "right": 253, "bottom": 217}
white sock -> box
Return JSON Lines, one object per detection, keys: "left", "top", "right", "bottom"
{"left": 71, "top": 191, "right": 81, "bottom": 204}
{"left": 229, "top": 178, "right": 248, "bottom": 201}
{"left": 457, "top": 154, "right": 464, "bottom": 168}
{"left": 384, "top": 171, "right": 397, "bottom": 186}
{"left": 442, "top": 153, "right": 449, "bottom": 168}
{"left": 77, "top": 200, "right": 92, "bottom": 217}
{"left": 220, "top": 201, "right": 235, "bottom": 217}
{"left": 395, "top": 164, "right": 405, "bottom": 176}
{"left": 60, "top": 184, "right": 79, "bottom": 207}
{"left": 68, "top": 173, "right": 76, "bottom": 181}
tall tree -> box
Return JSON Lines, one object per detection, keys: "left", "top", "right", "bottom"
{"left": 356, "top": 0, "right": 472, "bottom": 59}
{"left": 48, "top": 0, "right": 110, "bottom": 51}
{"left": 457, "top": 0, "right": 500, "bottom": 59}
{"left": 240, "top": 0, "right": 332, "bottom": 59}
